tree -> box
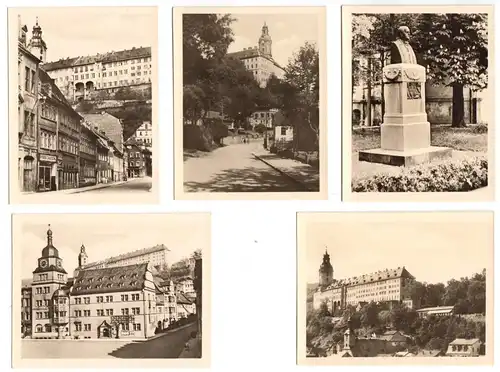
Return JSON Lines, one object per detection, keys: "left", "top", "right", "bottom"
{"left": 284, "top": 42, "right": 320, "bottom": 148}
{"left": 360, "top": 302, "right": 379, "bottom": 329}
{"left": 418, "top": 13, "right": 488, "bottom": 127}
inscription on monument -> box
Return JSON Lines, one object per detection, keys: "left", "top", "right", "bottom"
{"left": 407, "top": 82, "right": 421, "bottom": 99}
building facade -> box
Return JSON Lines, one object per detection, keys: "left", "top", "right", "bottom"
{"left": 445, "top": 338, "right": 481, "bottom": 357}
{"left": 227, "top": 23, "right": 285, "bottom": 88}
{"left": 18, "top": 17, "right": 41, "bottom": 193}
{"left": 42, "top": 47, "right": 152, "bottom": 103}
{"left": 313, "top": 251, "right": 415, "bottom": 312}
{"left": 79, "top": 122, "right": 98, "bottom": 187}
{"left": 22, "top": 228, "right": 177, "bottom": 339}
{"left": 134, "top": 121, "right": 152, "bottom": 146}
{"left": 126, "top": 142, "right": 147, "bottom": 178}
{"left": 83, "top": 244, "right": 169, "bottom": 271}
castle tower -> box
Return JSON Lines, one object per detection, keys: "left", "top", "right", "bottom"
{"left": 78, "top": 244, "right": 88, "bottom": 268}
{"left": 31, "top": 225, "right": 68, "bottom": 339}
{"left": 258, "top": 22, "right": 272, "bottom": 58}
{"left": 319, "top": 248, "right": 334, "bottom": 286}
{"left": 28, "top": 17, "right": 47, "bottom": 62}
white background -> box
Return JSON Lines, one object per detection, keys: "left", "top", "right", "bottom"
{"left": 0, "top": 0, "right": 498, "bottom": 371}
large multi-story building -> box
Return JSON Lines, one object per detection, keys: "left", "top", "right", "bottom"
{"left": 312, "top": 250, "right": 415, "bottom": 312}
{"left": 22, "top": 227, "right": 181, "bottom": 339}
{"left": 227, "top": 23, "right": 285, "bottom": 88}
{"left": 42, "top": 47, "right": 152, "bottom": 103}
{"left": 134, "top": 121, "right": 152, "bottom": 146}
{"left": 18, "top": 16, "right": 41, "bottom": 192}
{"left": 83, "top": 244, "right": 169, "bottom": 271}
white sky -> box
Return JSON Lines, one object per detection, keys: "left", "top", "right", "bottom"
{"left": 18, "top": 214, "right": 210, "bottom": 280}
{"left": 304, "top": 213, "right": 492, "bottom": 285}
{"left": 227, "top": 13, "right": 319, "bottom": 68}
{"left": 14, "top": 7, "right": 156, "bottom": 63}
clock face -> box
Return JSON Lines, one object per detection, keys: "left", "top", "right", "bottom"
{"left": 40, "top": 259, "right": 48, "bottom": 268}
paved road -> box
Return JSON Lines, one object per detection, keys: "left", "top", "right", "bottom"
{"left": 21, "top": 323, "right": 197, "bottom": 359}
{"left": 184, "top": 142, "right": 303, "bottom": 192}
{"left": 81, "top": 177, "right": 152, "bottom": 193}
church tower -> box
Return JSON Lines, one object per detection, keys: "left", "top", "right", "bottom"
{"left": 78, "top": 244, "right": 88, "bottom": 268}
{"left": 31, "top": 225, "right": 68, "bottom": 339}
{"left": 258, "top": 22, "right": 272, "bottom": 58}
{"left": 28, "top": 17, "right": 47, "bottom": 63}
{"left": 319, "top": 248, "right": 334, "bottom": 286}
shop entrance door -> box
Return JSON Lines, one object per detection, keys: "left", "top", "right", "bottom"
{"left": 38, "top": 165, "right": 52, "bottom": 192}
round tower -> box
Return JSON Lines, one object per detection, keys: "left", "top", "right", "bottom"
{"left": 78, "top": 244, "right": 88, "bottom": 268}
{"left": 29, "top": 17, "right": 47, "bottom": 62}
{"left": 319, "top": 248, "right": 334, "bottom": 286}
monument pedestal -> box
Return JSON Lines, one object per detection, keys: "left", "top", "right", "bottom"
{"left": 358, "top": 63, "right": 452, "bottom": 166}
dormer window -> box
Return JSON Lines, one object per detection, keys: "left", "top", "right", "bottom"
{"left": 98, "top": 278, "right": 103, "bottom": 282}
{"left": 131, "top": 281, "right": 137, "bottom": 286}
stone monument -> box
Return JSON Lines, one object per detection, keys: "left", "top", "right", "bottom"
{"left": 358, "top": 26, "right": 452, "bottom": 166}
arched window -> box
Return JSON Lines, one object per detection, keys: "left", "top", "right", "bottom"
{"left": 44, "top": 324, "right": 51, "bottom": 333}
{"left": 35, "top": 324, "right": 42, "bottom": 333}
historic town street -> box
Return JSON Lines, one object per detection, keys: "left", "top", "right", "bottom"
{"left": 184, "top": 142, "right": 310, "bottom": 192}
{"left": 21, "top": 323, "right": 197, "bottom": 359}
{"left": 81, "top": 177, "right": 152, "bottom": 194}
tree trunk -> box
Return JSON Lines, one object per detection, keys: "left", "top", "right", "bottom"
{"left": 452, "top": 83, "right": 466, "bottom": 128}
{"left": 380, "top": 51, "right": 385, "bottom": 120}
{"left": 366, "top": 58, "right": 372, "bottom": 126}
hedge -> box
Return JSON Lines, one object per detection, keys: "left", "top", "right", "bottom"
{"left": 352, "top": 157, "right": 488, "bottom": 192}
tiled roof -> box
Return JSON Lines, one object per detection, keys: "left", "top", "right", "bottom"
{"left": 84, "top": 244, "right": 168, "bottom": 269}
{"left": 42, "top": 46, "right": 152, "bottom": 71}
{"left": 71, "top": 263, "right": 148, "bottom": 296}
{"left": 177, "top": 292, "right": 194, "bottom": 305}
{"left": 449, "top": 338, "right": 481, "bottom": 345}
{"left": 81, "top": 112, "right": 123, "bottom": 152}
{"left": 22, "top": 279, "right": 33, "bottom": 288}
{"left": 321, "top": 267, "right": 414, "bottom": 292}
{"left": 227, "top": 47, "right": 284, "bottom": 70}
{"left": 39, "top": 68, "right": 79, "bottom": 114}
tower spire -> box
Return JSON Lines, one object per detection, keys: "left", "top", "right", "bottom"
{"left": 47, "top": 224, "right": 53, "bottom": 246}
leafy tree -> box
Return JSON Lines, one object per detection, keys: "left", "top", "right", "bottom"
{"left": 360, "top": 301, "right": 379, "bottom": 328}
{"left": 418, "top": 13, "right": 488, "bottom": 127}
{"left": 283, "top": 42, "right": 320, "bottom": 147}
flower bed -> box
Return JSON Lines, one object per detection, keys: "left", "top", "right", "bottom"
{"left": 352, "top": 157, "right": 488, "bottom": 192}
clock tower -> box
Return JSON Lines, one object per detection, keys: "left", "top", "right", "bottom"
{"left": 31, "top": 225, "right": 68, "bottom": 339}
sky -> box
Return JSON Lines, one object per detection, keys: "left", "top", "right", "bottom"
{"left": 17, "top": 213, "right": 210, "bottom": 280}
{"left": 14, "top": 7, "right": 156, "bottom": 63}
{"left": 226, "top": 13, "right": 320, "bottom": 68}
{"left": 304, "top": 212, "right": 492, "bottom": 285}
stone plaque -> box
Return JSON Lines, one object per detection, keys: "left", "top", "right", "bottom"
{"left": 407, "top": 82, "right": 421, "bottom": 99}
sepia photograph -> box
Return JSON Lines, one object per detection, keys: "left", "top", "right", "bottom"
{"left": 9, "top": 7, "right": 159, "bottom": 204}
{"left": 12, "top": 213, "right": 211, "bottom": 368}
{"left": 297, "top": 211, "right": 494, "bottom": 366}
{"left": 174, "top": 7, "right": 327, "bottom": 200}
{"left": 342, "top": 5, "right": 495, "bottom": 202}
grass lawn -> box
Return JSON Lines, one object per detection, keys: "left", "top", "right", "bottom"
{"left": 352, "top": 125, "right": 487, "bottom": 153}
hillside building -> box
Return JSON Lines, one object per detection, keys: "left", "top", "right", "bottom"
{"left": 313, "top": 250, "right": 415, "bottom": 312}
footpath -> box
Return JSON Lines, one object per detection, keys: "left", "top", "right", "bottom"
{"left": 252, "top": 149, "right": 320, "bottom": 192}
{"left": 21, "top": 180, "right": 127, "bottom": 196}
{"left": 178, "top": 336, "right": 202, "bottom": 358}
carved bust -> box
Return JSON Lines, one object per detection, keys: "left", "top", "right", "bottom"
{"left": 390, "top": 26, "right": 417, "bottom": 65}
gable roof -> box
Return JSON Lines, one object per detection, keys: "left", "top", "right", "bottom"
{"left": 71, "top": 263, "right": 148, "bottom": 295}
{"left": 81, "top": 112, "right": 123, "bottom": 151}
{"left": 177, "top": 292, "right": 194, "bottom": 305}
{"left": 39, "top": 68, "right": 80, "bottom": 116}
{"left": 42, "top": 46, "right": 151, "bottom": 71}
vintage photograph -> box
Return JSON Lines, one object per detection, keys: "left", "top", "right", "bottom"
{"left": 297, "top": 212, "right": 494, "bottom": 366}
{"left": 174, "top": 7, "right": 327, "bottom": 200}
{"left": 9, "top": 7, "right": 158, "bottom": 204}
{"left": 12, "top": 213, "right": 211, "bottom": 368}
{"left": 342, "top": 5, "right": 494, "bottom": 202}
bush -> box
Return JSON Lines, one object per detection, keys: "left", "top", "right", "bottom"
{"left": 352, "top": 157, "right": 488, "bottom": 192}
{"left": 471, "top": 122, "right": 488, "bottom": 134}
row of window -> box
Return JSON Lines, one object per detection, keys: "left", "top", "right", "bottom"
{"left": 40, "top": 130, "right": 56, "bottom": 150}
{"left": 129, "top": 161, "right": 145, "bottom": 167}
{"left": 34, "top": 286, "right": 51, "bottom": 294}
{"left": 59, "top": 136, "right": 79, "bottom": 155}
{"left": 80, "top": 137, "right": 96, "bottom": 155}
